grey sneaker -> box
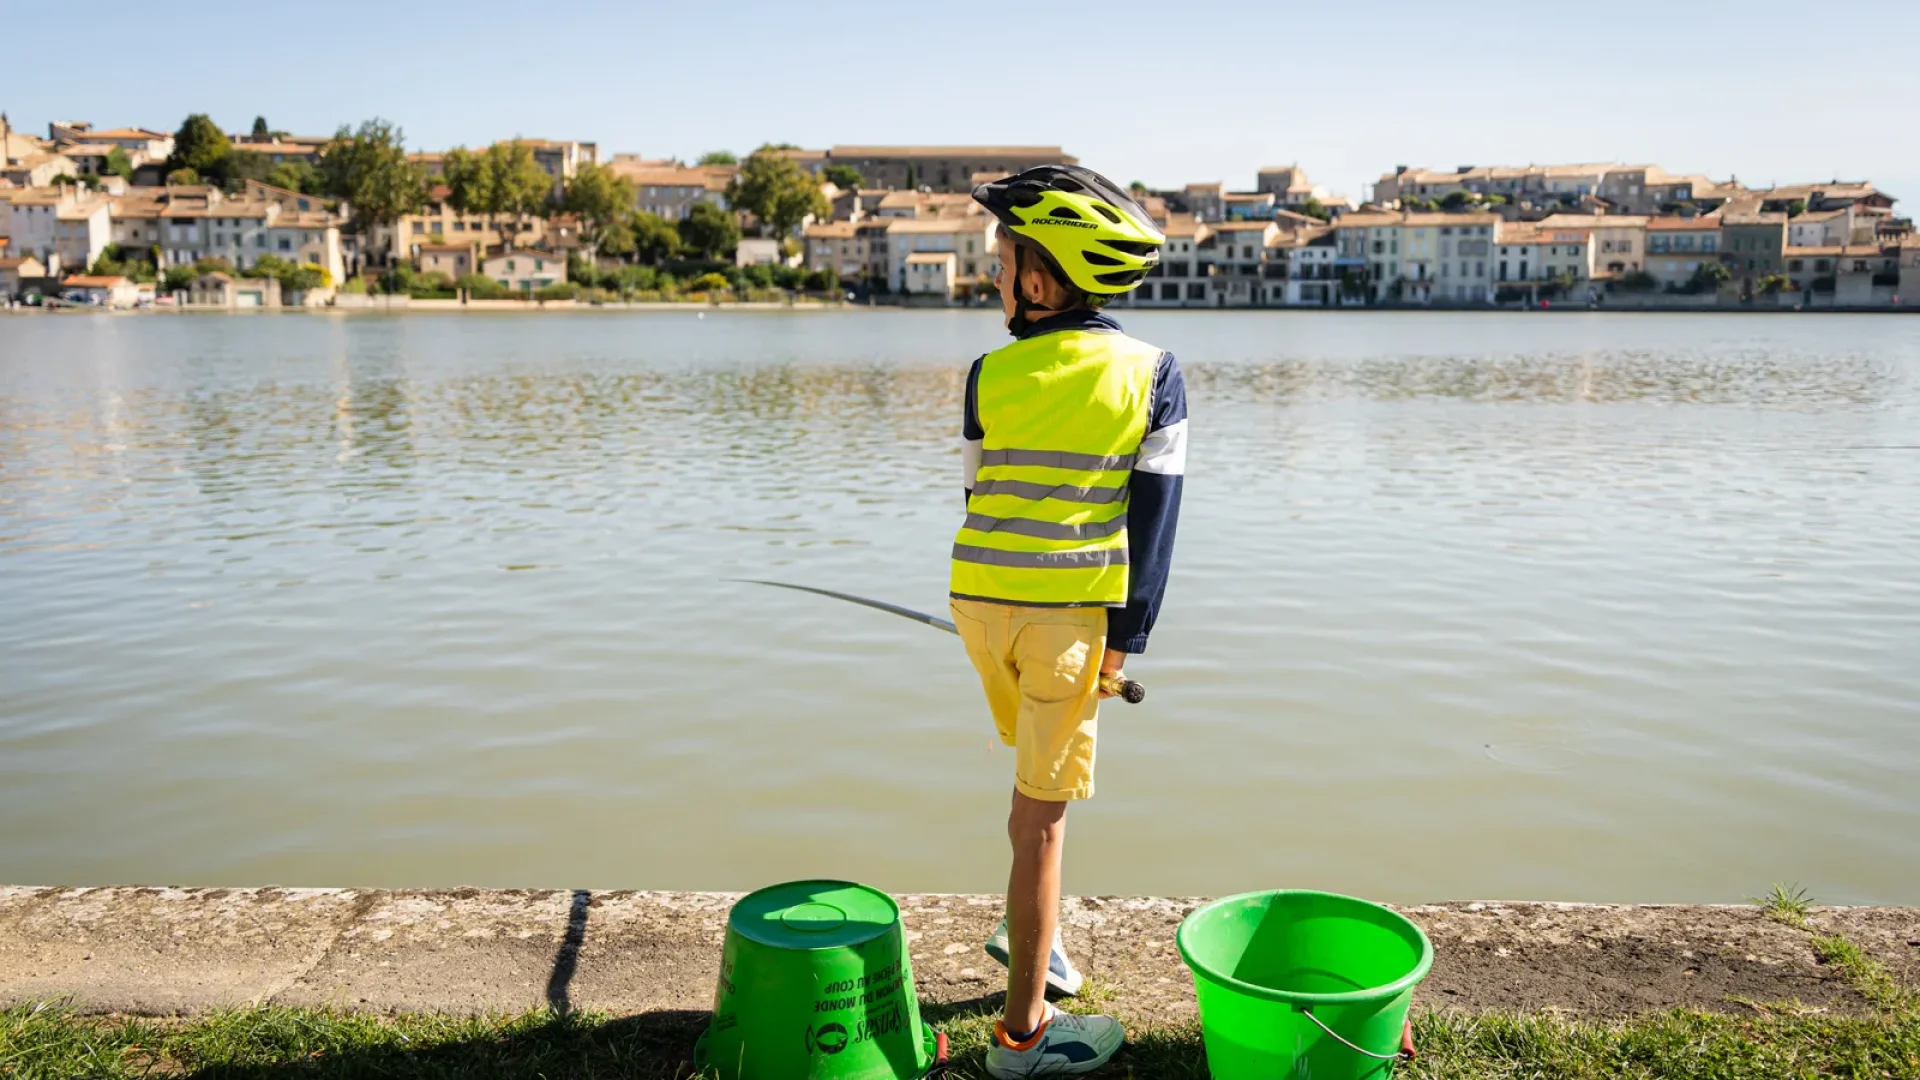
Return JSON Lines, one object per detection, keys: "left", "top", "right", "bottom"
{"left": 984, "top": 918, "right": 1085, "bottom": 997}
{"left": 987, "top": 1002, "right": 1123, "bottom": 1078}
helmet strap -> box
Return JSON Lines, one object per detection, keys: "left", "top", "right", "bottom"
{"left": 1007, "top": 243, "right": 1038, "bottom": 337}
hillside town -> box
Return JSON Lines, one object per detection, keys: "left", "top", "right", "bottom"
{"left": 2, "top": 113, "right": 1916, "bottom": 311}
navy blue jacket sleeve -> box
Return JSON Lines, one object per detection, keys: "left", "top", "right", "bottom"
{"left": 1109, "top": 352, "right": 1187, "bottom": 653}
{"left": 962, "top": 356, "right": 985, "bottom": 502}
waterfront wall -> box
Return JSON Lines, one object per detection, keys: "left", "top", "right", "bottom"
{"left": 1, "top": 887, "right": 1912, "bottom": 1020}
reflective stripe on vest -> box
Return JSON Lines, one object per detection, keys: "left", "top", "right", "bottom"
{"left": 951, "top": 328, "right": 1163, "bottom": 606}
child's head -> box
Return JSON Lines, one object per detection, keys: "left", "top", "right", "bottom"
{"left": 973, "top": 165, "right": 1164, "bottom": 335}
{"left": 994, "top": 226, "right": 1099, "bottom": 325}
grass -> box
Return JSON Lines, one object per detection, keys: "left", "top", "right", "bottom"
{"left": 1747, "top": 883, "right": 1911, "bottom": 1014}
{"left": 5, "top": 999, "right": 1920, "bottom": 1080}
{"left": 1755, "top": 883, "right": 1815, "bottom": 929}
{"left": 1813, "top": 935, "right": 1913, "bottom": 1013}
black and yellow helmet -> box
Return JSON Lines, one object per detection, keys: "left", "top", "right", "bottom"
{"left": 973, "top": 165, "right": 1164, "bottom": 296}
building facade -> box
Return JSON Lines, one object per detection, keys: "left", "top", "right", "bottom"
{"left": 822, "top": 146, "right": 1074, "bottom": 193}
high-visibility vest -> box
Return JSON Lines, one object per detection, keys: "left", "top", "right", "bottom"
{"left": 950, "top": 328, "right": 1162, "bottom": 606}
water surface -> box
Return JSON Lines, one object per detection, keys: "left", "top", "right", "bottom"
{"left": 2, "top": 310, "right": 1916, "bottom": 903}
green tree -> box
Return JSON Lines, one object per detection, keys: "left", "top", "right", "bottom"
{"left": 1128, "top": 180, "right": 1149, "bottom": 195}
{"left": 167, "top": 167, "right": 200, "bottom": 186}
{"left": 444, "top": 141, "right": 552, "bottom": 248}
{"left": 104, "top": 147, "right": 134, "bottom": 182}
{"left": 318, "top": 118, "right": 430, "bottom": 253}
{"left": 266, "top": 160, "right": 318, "bottom": 193}
{"left": 217, "top": 149, "right": 273, "bottom": 189}
{"left": 1785, "top": 199, "right": 1808, "bottom": 217}
{"left": 697, "top": 150, "right": 738, "bottom": 165}
{"left": 251, "top": 116, "right": 270, "bottom": 139}
{"left": 163, "top": 267, "right": 196, "bottom": 292}
{"left": 598, "top": 216, "right": 637, "bottom": 260}
{"left": 1684, "top": 261, "right": 1731, "bottom": 294}
{"left": 631, "top": 211, "right": 682, "bottom": 264}
{"left": 727, "top": 145, "right": 830, "bottom": 238}
{"left": 1620, "top": 270, "right": 1658, "bottom": 292}
{"left": 678, "top": 201, "right": 740, "bottom": 260}
{"left": 1298, "top": 196, "right": 1331, "bottom": 222}
{"left": 562, "top": 162, "right": 636, "bottom": 251}
{"left": 823, "top": 164, "right": 864, "bottom": 190}
{"left": 1440, "top": 190, "right": 1482, "bottom": 211}
{"left": 167, "top": 114, "right": 231, "bottom": 177}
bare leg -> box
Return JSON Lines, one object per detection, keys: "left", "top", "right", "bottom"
{"left": 1004, "top": 788, "right": 1068, "bottom": 1036}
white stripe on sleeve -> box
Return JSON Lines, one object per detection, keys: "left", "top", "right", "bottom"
{"left": 963, "top": 438, "right": 984, "bottom": 488}
{"left": 1135, "top": 419, "right": 1187, "bottom": 476}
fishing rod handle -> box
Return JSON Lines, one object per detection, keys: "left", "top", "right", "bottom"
{"left": 1099, "top": 673, "right": 1147, "bottom": 705}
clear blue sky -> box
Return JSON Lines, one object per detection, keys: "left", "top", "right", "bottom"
{"left": 7, "top": 0, "right": 1918, "bottom": 205}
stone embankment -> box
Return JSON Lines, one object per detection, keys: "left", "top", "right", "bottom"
{"left": 2, "top": 887, "right": 1914, "bottom": 1019}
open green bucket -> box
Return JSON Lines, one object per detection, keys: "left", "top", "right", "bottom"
{"left": 1177, "top": 890, "right": 1432, "bottom": 1079}
{"left": 695, "top": 880, "right": 936, "bottom": 1080}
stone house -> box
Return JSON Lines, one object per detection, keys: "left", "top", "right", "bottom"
{"left": 902, "top": 252, "right": 957, "bottom": 297}
{"left": 480, "top": 250, "right": 566, "bottom": 292}
{"left": 188, "top": 271, "right": 281, "bottom": 307}
{"left": 1, "top": 255, "right": 49, "bottom": 297}
{"left": 417, "top": 243, "right": 477, "bottom": 282}
{"left": 1643, "top": 217, "right": 1723, "bottom": 291}
{"left": 60, "top": 273, "right": 140, "bottom": 307}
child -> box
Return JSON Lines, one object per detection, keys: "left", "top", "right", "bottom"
{"left": 951, "top": 165, "right": 1186, "bottom": 1077}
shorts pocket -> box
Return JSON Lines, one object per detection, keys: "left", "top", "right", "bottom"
{"left": 1014, "top": 616, "right": 1100, "bottom": 704}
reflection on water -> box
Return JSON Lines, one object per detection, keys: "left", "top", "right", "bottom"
{"left": 2, "top": 311, "right": 1918, "bottom": 904}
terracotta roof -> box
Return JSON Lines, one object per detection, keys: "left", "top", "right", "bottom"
{"left": 1789, "top": 209, "right": 1847, "bottom": 222}
{"left": 417, "top": 243, "right": 472, "bottom": 253}
{"left": 1402, "top": 212, "right": 1500, "bottom": 226}
{"left": 88, "top": 128, "right": 168, "bottom": 140}
{"left": 1721, "top": 212, "right": 1788, "bottom": 225}
{"left": 830, "top": 145, "right": 1067, "bottom": 159}
{"left": 57, "top": 144, "right": 122, "bottom": 157}
{"left": 1784, "top": 246, "right": 1845, "bottom": 257}
{"left": 1184, "top": 182, "right": 1222, "bottom": 194}
{"left": 806, "top": 222, "right": 858, "bottom": 239}
{"left": 1210, "top": 220, "right": 1275, "bottom": 232}
{"left": 904, "top": 252, "right": 954, "bottom": 264}
{"left": 1223, "top": 192, "right": 1274, "bottom": 203}
{"left": 1538, "top": 213, "right": 1650, "bottom": 228}
{"left": 1160, "top": 212, "right": 1205, "bottom": 238}
{"left": 883, "top": 217, "right": 991, "bottom": 235}
{"left": 1645, "top": 217, "right": 1720, "bottom": 231}
{"left": 62, "top": 274, "right": 129, "bottom": 286}
{"left": 0, "top": 256, "right": 46, "bottom": 270}
{"left": 56, "top": 203, "right": 106, "bottom": 220}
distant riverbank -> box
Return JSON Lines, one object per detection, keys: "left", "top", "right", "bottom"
{"left": 6, "top": 298, "right": 1914, "bottom": 315}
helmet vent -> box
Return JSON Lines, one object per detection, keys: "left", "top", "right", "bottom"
{"left": 1102, "top": 240, "right": 1159, "bottom": 257}
{"left": 1048, "top": 206, "right": 1085, "bottom": 220}
{"left": 1083, "top": 251, "right": 1124, "bottom": 267}
{"left": 1090, "top": 203, "right": 1124, "bottom": 225}
{"left": 1094, "top": 269, "right": 1148, "bottom": 287}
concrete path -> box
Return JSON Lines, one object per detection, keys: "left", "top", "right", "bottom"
{"left": 2, "top": 887, "right": 1914, "bottom": 1020}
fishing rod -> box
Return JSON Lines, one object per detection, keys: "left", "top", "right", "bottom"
{"left": 741, "top": 580, "right": 1147, "bottom": 704}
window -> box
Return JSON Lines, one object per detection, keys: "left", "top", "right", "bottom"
{"left": 1476, "top": 261, "right": 1484, "bottom": 277}
{"left": 412, "top": 222, "right": 424, "bottom": 234}
{"left": 256, "top": 235, "right": 266, "bottom": 248}
{"left": 1789, "top": 259, "right": 1803, "bottom": 272}
{"left": 430, "top": 222, "right": 443, "bottom": 233}
{"left": 278, "top": 238, "right": 291, "bottom": 251}
{"left": 506, "top": 259, "right": 516, "bottom": 272}
{"left": 1186, "top": 283, "right": 1205, "bottom": 300}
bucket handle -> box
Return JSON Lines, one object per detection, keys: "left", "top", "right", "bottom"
{"left": 1294, "top": 1008, "right": 1417, "bottom": 1064}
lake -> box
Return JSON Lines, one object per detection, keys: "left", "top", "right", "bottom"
{"left": 2, "top": 310, "right": 1916, "bottom": 904}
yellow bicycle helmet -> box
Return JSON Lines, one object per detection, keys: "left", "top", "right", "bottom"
{"left": 973, "top": 165, "right": 1164, "bottom": 297}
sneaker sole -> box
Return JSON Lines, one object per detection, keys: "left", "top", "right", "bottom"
{"left": 986, "top": 1039, "right": 1122, "bottom": 1079}
{"left": 983, "top": 939, "right": 1084, "bottom": 997}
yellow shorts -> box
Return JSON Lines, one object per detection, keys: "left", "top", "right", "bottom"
{"left": 949, "top": 598, "right": 1106, "bottom": 802}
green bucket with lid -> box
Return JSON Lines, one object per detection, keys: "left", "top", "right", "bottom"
{"left": 695, "top": 880, "right": 936, "bottom": 1080}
